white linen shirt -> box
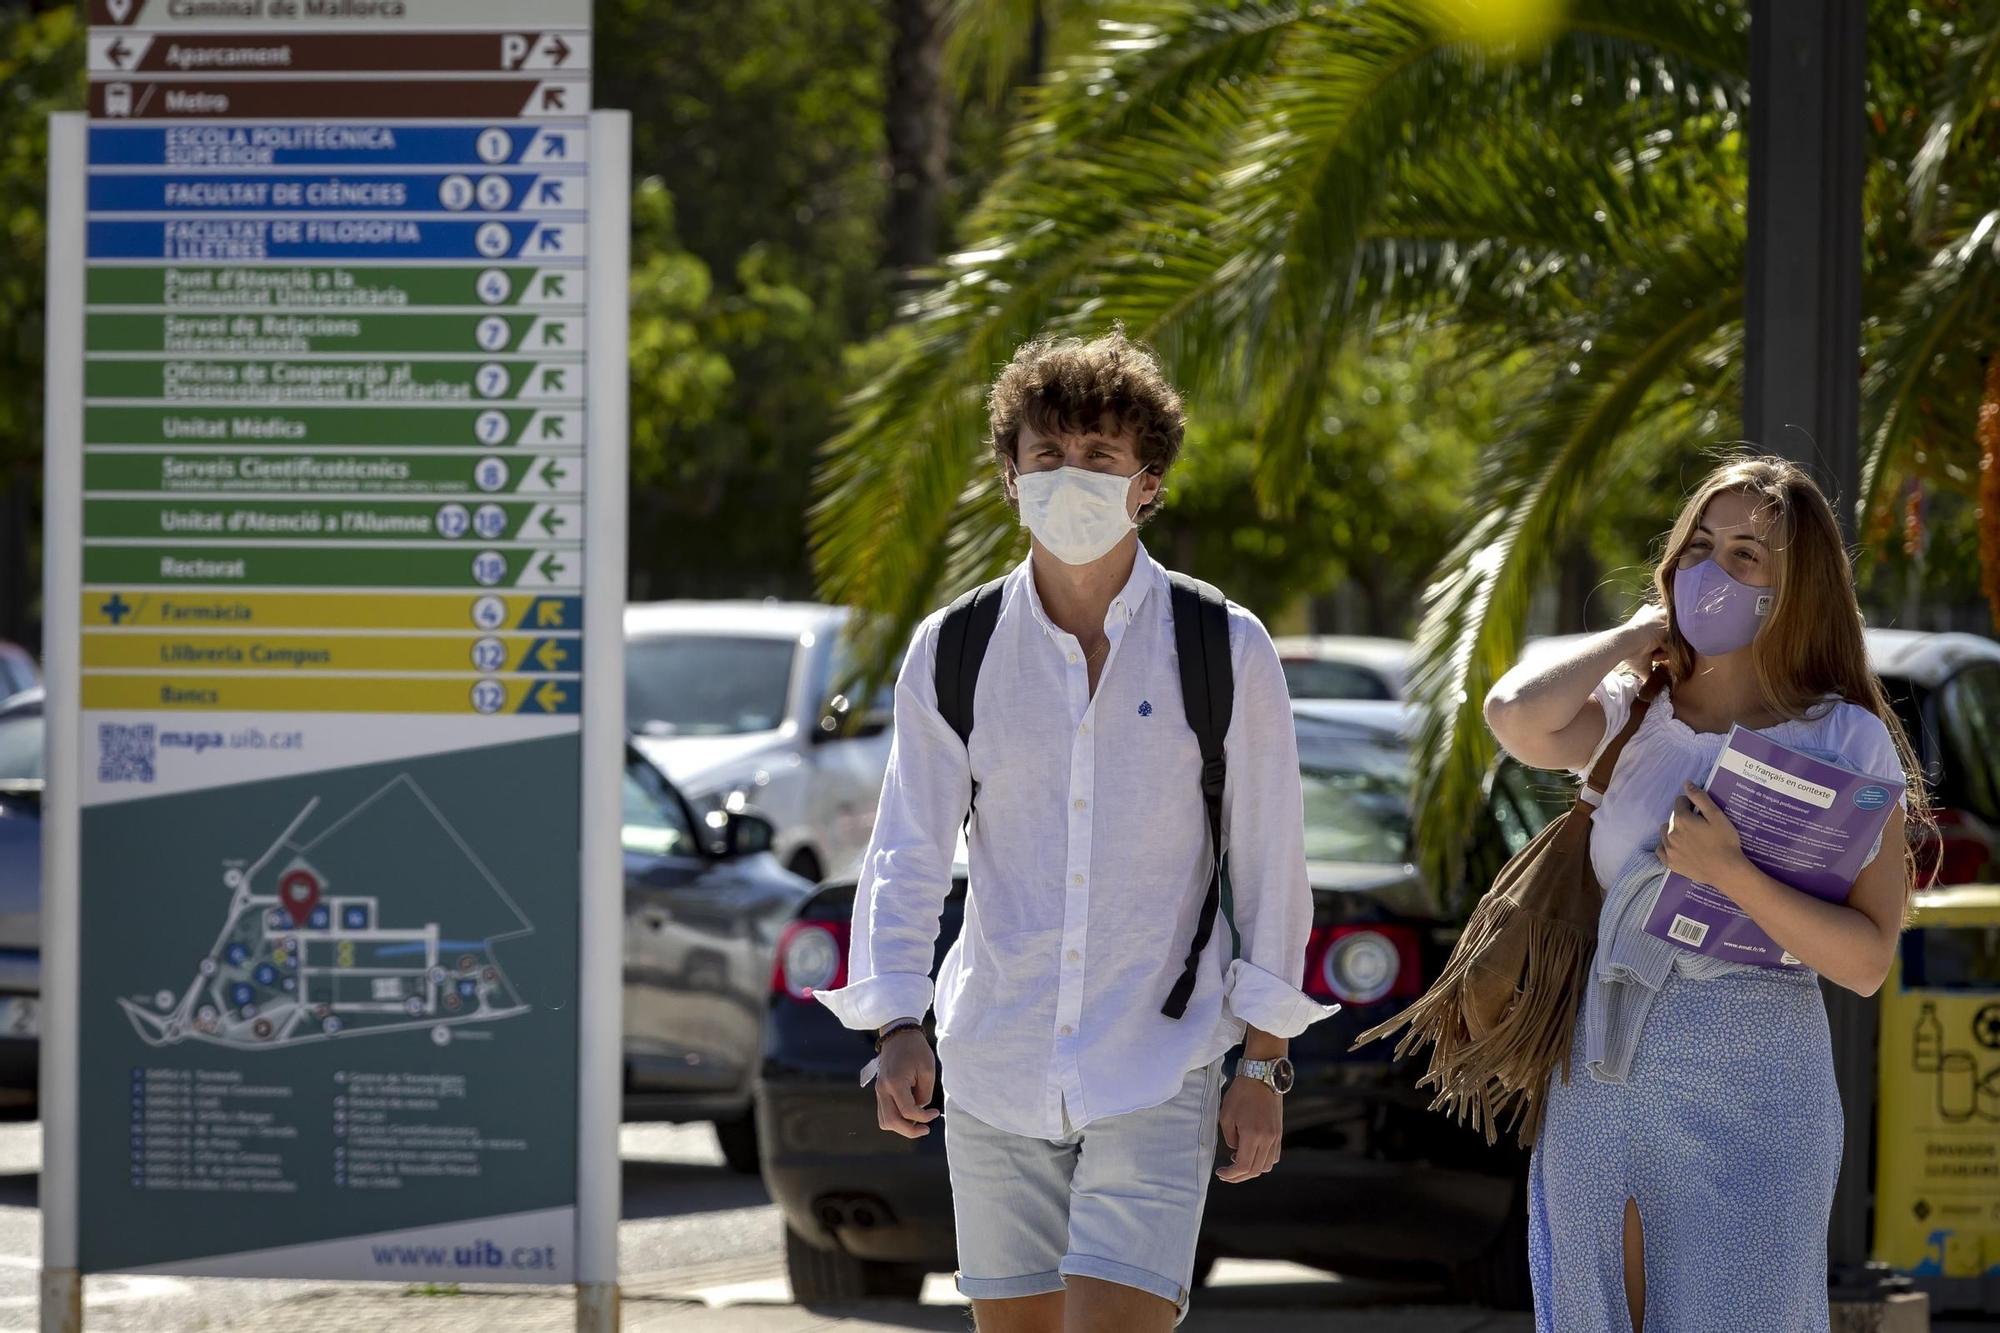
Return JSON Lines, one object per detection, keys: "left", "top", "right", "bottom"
{"left": 815, "top": 549, "right": 1335, "bottom": 1140}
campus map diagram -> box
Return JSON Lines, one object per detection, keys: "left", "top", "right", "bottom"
{"left": 119, "top": 775, "right": 536, "bottom": 1050}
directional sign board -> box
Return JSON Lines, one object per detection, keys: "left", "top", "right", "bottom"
{"left": 43, "top": 0, "right": 623, "bottom": 1306}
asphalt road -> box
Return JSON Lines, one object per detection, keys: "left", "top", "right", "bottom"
{"left": 0, "top": 1115, "right": 1977, "bottom": 1333}
{"left": 0, "top": 1113, "right": 1539, "bottom": 1331}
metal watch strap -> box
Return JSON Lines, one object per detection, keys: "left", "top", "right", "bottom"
{"left": 1237, "top": 1057, "right": 1287, "bottom": 1093}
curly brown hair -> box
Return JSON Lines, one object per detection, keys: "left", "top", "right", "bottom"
{"left": 986, "top": 328, "right": 1186, "bottom": 523}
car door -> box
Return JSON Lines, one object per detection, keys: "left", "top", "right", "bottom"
{"left": 620, "top": 756, "right": 754, "bottom": 1095}
{"left": 798, "top": 626, "right": 895, "bottom": 879}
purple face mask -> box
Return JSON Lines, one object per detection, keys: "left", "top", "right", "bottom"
{"left": 1672, "top": 558, "right": 1774, "bottom": 657}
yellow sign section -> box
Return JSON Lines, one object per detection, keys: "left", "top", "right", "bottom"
{"left": 1874, "top": 886, "right": 2000, "bottom": 1280}
{"left": 80, "top": 590, "right": 580, "bottom": 632}
{"left": 83, "top": 633, "right": 577, "bottom": 674}
{"left": 81, "top": 674, "right": 578, "bottom": 716}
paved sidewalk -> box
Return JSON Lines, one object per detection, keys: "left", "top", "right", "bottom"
{"left": 116, "top": 1263, "right": 1536, "bottom": 1333}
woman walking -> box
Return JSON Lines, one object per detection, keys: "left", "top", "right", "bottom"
{"left": 1483, "top": 457, "right": 1928, "bottom": 1332}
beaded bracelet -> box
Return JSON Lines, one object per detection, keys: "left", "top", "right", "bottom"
{"left": 873, "top": 1018, "right": 924, "bottom": 1053}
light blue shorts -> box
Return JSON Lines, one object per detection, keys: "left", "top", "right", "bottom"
{"left": 943, "top": 1058, "right": 1225, "bottom": 1321}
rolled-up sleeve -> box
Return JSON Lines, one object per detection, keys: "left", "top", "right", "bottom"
{"left": 813, "top": 613, "right": 970, "bottom": 1033}
{"left": 1218, "top": 613, "right": 1339, "bottom": 1038}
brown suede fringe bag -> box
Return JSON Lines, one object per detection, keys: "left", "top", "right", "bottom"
{"left": 1356, "top": 663, "right": 1672, "bottom": 1146}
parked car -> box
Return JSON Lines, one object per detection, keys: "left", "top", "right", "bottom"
{"left": 0, "top": 689, "right": 39, "bottom": 1109}
{"left": 757, "top": 699, "right": 1546, "bottom": 1307}
{"left": 616, "top": 745, "right": 815, "bottom": 1170}
{"left": 1519, "top": 628, "right": 2000, "bottom": 885}
{"left": 624, "top": 600, "right": 895, "bottom": 886}
{"left": 0, "top": 643, "right": 36, "bottom": 704}
{"left": 1273, "top": 635, "right": 1410, "bottom": 701}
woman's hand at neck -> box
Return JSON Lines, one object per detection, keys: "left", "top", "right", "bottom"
{"left": 1030, "top": 530, "right": 1141, "bottom": 642}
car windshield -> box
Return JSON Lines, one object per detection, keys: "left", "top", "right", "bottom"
{"left": 625, "top": 635, "right": 796, "bottom": 737}
{"left": 0, "top": 711, "right": 42, "bottom": 782}
{"left": 1283, "top": 658, "right": 1395, "bottom": 701}
{"left": 1297, "top": 733, "right": 1411, "bottom": 865}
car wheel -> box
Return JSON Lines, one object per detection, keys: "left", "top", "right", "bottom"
{"left": 784, "top": 1225, "right": 925, "bottom": 1303}
{"left": 786, "top": 848, "right": 823, "bottom": 884}
{"left": 1453, "top": 1188, "right": 1531, "bottom": 1311}
{"left": 712, "top": 1109, "right": 760, "bottom": 1176}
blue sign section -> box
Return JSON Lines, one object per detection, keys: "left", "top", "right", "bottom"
{"left": 89, "top": 172, "right": 585, "bottom": 214}
{"left": 88, "top": 124, "right": 586, "bottom": 168}
{"left": 88, "top": 219, "right": 582, "bottom": 261}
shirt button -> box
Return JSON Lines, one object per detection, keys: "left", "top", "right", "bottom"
{"left": 1079, "top": 721, "right": 1090, "bottom": 734}
{"left": 1059, "top": 1025, "right": 1073, "bottom": 1036}
{"left": 1073, "top": 799, "right": 1087, "bottom": 812}
{"left": 1067, "top": 652, "right": 1078, "bottom": 664}
{"left": 1071, "top": 873, "right": 1085, "bottom": 886}
{"left": 1067, "top": 949, "right": 1080, "bottom": 961}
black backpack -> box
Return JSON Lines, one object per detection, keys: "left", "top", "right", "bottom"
{"left": 932, "top": 571, "right": 1235, "bottom": 1020}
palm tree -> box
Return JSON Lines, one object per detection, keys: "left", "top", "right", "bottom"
{"left": 810, "top": 0, "right": 1998, "bottom": 890}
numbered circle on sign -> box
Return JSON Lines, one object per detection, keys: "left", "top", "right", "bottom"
{"left": 476, "top": 174, "right": 512, "bottom": 211}
{"left": 472, "top": 503, "right": 509, "bottom": 540}
{"left": 474, "top": 408, "right": 510, "bottom": 443}
{"left": 475, "top": 316, "right": 511, "bottom": 352}
{"left": 471, "top": 636, "right": 507, "bottom": 673}
{"left": 435, "top": 503, "right": 471, "bottom": 539}
{"left": 470, "top": 680, "right": 508, "bottom": 714}
{"left": 475, "top": 364, "right": 510, "bottom": 399}
{"left": 474, "top": 222, "right": 512, "bottom": 258}
{"left": 471, "top": 594, "right": 507, "bottom": 630}
{"left": 473, "top": 457, "right": 509, "bottom": 493}
{"left": 471, "top": 550, "right": 508, "bottom": 586}
{"left": 475, "top": 268, "right": 511, "bottom": 305}
{"left": 438, "top": 174, "right": 474, "bottom": 211}
{"left": 476, "top": 128, "right": 512, "bottom": 164}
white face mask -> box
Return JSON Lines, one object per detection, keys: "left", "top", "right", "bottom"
{"left": 1013, "top": 464, "right": 1147, "bottom": 566}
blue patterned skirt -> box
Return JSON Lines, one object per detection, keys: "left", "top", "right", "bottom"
{"left": 1529, "top": 967, "right": 1843, "bottom": 1332}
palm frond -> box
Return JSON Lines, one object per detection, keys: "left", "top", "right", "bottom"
{"left": 1859, "top": 208, "right": 2000, "bottom": 525}
{"left": 1407, "top": 229, "right": 1744, "bottom": 896}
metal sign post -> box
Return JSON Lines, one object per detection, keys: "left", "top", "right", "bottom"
{"left": 43, "top": 2, "right": 624, "bottom": 1325}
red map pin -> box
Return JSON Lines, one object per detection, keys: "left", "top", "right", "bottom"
{"left": 278, "top": 869, "right": 322, "bottom": 927}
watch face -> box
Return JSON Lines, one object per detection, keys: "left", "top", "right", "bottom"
{"left": 1271, "top": 1057, "right": 1295, "bottom": 1095}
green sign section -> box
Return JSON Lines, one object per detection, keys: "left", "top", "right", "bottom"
{"left": 86, "top": 498, "right": 575, "bottom": 541}
{"left": 86, "top": 359, "right": 583, "bottom": 403}
{"left": 87, "top": 314, "right": 582, "bottom": 356}
{"left": 78, "top": 738, "right": 581, "bottom": 1273}
{"left": 84, "top": 452, "right": 578, "bottom": 496}
{"left": 86, "top": 407, "right": 574, "bottom": 448}
{"left": 85, "top": 266, "right": 583, "bottom": 309}
{"left": 85, "top": 546, "right": 579, "bottom": 588}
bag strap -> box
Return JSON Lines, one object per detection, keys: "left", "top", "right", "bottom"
{"left": 934, "top": 577, "right": 1006, "bottom": 822}
{"left": 1162, "top": 573, "right": 1233, "bottom": 1020}
{"left": 1579, "top": 663, "right": 1672, "bottom": 806}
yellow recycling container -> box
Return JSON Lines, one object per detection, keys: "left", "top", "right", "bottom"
{"left": 1876, "top": 884, "right": 2000, "bottom": 1312}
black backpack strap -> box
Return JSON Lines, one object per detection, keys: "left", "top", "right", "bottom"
{"left": 1162, "top": 573, "right": 1233, "bottom": 1019}
{"left": 933, "top": 577, "right": 1006, "bottom": 819}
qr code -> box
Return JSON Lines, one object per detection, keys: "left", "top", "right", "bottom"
{"left": 1667, "top": 914, "right": 1709, "bottom": 947}
{"left": 98, "top": 723, "right": 156, "bottom": 784}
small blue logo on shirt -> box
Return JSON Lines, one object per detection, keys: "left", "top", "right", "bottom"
{"left": 1137, "top": 700, "right": 1153, "bottom": 717}
{"left": 1854, "top": 786, "right": 1890, "bottom": 811}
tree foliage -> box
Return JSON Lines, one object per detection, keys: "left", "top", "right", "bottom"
{"left": 807, "top": 0, "right": 1998, "bottom": 897}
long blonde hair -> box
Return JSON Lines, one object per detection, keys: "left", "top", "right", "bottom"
{"left": 1651, "top": 455, "right": 1934, "bottom": 892}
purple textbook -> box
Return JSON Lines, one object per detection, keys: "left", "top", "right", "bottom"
{"left": 1643, "top": 726, "right": 1901, "bottom": 968}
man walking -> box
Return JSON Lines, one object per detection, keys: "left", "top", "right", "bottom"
{"left": 814, "top": 330, "right": 1333, "bottom": 1331}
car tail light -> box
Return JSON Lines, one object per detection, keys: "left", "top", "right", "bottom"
{"left": 1305, "top": 924, "right": 1421, "bottom": 1006}
{"left": 773, "top": 921, "right": 848, "bottom": 1002}
{"left": 1915, "top": 807, "right": 1995, "bottom": 888}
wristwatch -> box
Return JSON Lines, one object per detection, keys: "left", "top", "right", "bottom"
{"left": 1236, "top": 1056, "right": 1295, "bottom": 1095}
